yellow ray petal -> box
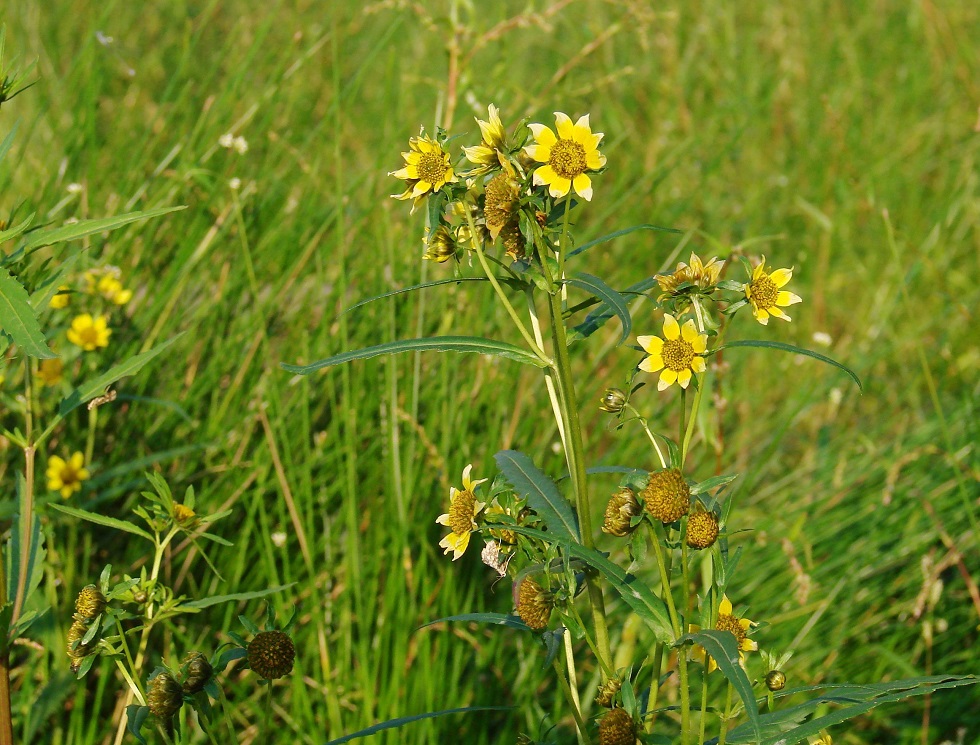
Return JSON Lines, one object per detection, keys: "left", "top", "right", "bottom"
{"left": 777, "top": 291, "right": 802, "bottom": 307}
{"left": 691, "top": 356, "right": 706, "bottom": 373}
{"left": 637, "top": 335, "right": 664, "bottom": 354}
{"left": 691, "top": 335, "right": 707, "bottom": 354}
{"left": 548, "top": 176, "right": 571, "bottom": 198}
{"left": 554, "top": 111, "right": 574, "bottom": 139}
{"left": 770, "top": 267, "right": 793, "bottom": 287}
{"left": 677, "top": 368, "right": 692, "bottom": 388}
{"left": 658, "top": 368, "right": 678, "bottom": 390}
{"left": 528, "top": 123, "right": 557, "bottom": 148}
{"left": 639, "top": 354, "right": 665, "bottom": 373}
{"left": 663, "top": 313, "right": 680, "bottom": 340}
{"left": 681, "top": 319, "right": 699, "bottom": 343}
{"left": 572, "top": 173, "right": 593, "bottom": 201}
{"left": 586, "top": 150, "right": 605, "bottom": 169}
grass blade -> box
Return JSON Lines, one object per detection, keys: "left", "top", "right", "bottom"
{"left": 22, "top": 206, "right": 186, "bottom": 250}
{"left": 323, "top": 706, "right": 513, "bottom": 745}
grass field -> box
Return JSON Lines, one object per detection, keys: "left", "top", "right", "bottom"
{"left": 1, "top": 0, "right": 978, "bottom": 743}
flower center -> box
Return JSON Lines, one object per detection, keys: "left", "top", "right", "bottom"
{"left": 59, "top": 465, "right": 81, "bottom": 486}
{"left": 549, "top": 139, "right": 587, "bottom": 179}
{"left": 715, "top": 613, "right": 747, "bottom": 646}
{"left": 448, "top": 490, "right": 477, "bottom": 534}
{"left": 662, "top": 338, "right": 695, "bottom": 371}
{"left": 78, "top": 326, "right": 100, "bottom": 346}
{"left": 749, "top": 274, "right": 778, "bottom": 309}
{"left": 417, "top": 152, "right": 448, "bottom": 184}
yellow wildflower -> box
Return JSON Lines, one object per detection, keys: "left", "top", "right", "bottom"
{"left": 637, "top": 313, "right": 708, "bottom": 391}
{"left": 657, "top": 252, "right": 723, "bottom": 296}
{"left": 525, "top": 112, "right": 605, "bottom": 201}
{"left": 390, "top": 131, "right": 458, "bottom": 211}
{"left": 96, "top": 274, "right": 133, "bottom": 305}
{"left": 37, "top": 357, "right": 64, "bottom": 387}
{"left": 46, "top": 452, "right": 90, "bottom": 498}
{"left": 67, "top": 314, "right": 111, "bottom": 351}
{"left": 744, "top": 255, "right": 802, "bottom": 325}
{"left": 435, "top": 464, "right": 487, "bottom": 560}
{"left": 49, "top": 285, "right": 71, "bottom": 309}
{"left": 462, "top": 104, "right": 507, "bottom": 171}
{"left": 690, "top": 595, "right": 758, "bottom": 672}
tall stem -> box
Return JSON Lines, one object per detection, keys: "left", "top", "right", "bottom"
{"left": 0, "top": 543, "right": 12, "bottom": 745}
{"left": 551, "top": 655, "right": 590, "bottom": 744}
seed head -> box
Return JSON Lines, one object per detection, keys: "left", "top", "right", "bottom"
{"left": 181, "top": 652, "right": 214, "bottom": 694}
{"left": 642, "top": 468, "right": 690, "bottom": 524}
{"left": 516, "top": 577, "right": 553, "bottom": 631}
{"left": 247, "top": 629, "right": 296, "bottom": 680}
{"left": 686, "top": 505, "right": 720, "bottom": 549}
{"left": 598, "top": 707, "right": 637, "bottom": 745}
{"left": 602, "top": 488, "right": 642, "bottom": 537}
{"left": 148, "top": 672, "right": 184, "bottom": 720}
{"left": 74, "top": 585, "right": 106, "bottom": 623}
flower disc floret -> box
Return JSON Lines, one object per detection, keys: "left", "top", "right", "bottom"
{"left": 525, "top": 112, "right": 605, "bottom": 201}
{"left": 436, "top": 464, "right": 487, "bottom": 560}
{"left": 390, "top": 131, "right": 458, "bottom": 211}
{"left": 247, "top": 629, "right": 295, "bottom": 680}
{"left": 637, "top": 314, "right": 708, "bottom": 391}
{"left": 744, "top": 255, "right": 802, "bottom": 325}
{"left": 598, "top": 708, "right": 637, "bottom": 745}
{"left": 74, "top": 585, "right": 107, "bottom": 623}
{"left": 642, "top": 468, "right": 690, "bottom": 523}
{"left": 690, "top": 595, "right": 757, "bottom": 672}
{"left": 516, "top": 577, "right": 553, "bottom": 630}
{"left": 686, "top": 505, "right": 720, "bottom": 549}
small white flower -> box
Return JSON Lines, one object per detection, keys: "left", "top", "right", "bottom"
{"left": 233, "top": 136, "right": 249, "bottom": 154}
{"left": 829, "top": 388, "right": 843, "bottom": 406}
{"left": 67, "top": 183, "right": 84, "bottom": 194}
{"left": 271, "top": 531, "right": 287, "bottom": 548}
{"left": 218, "top": 133, "right": 234, "bottom": 148}
{"left": 228, "top": 177, "right": 242, "bottom": 190}
{"left": 812, "top": 331, "right": 833, "bottom": 347}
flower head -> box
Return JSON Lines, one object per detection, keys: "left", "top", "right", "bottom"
{"left": 642, "top": 468, "right": 690, "bottom": 524}
{"left": 49, "top": 285, "right": 71, "bottom": 309}
{"left": 390, "top": 130, "right": 458, "bottom": 211}
{"left": 637, "top": 313, "right": 708, "bottom": 391}
{"left": 67, "top": 313, "right": 111, "bottom": 351}
{"left": 525, "top": 112, "right": 605, "bottom": 201}
{"left": 462, "top": 104, "right": 507, "bottom": 171}
{"left": 435, "top": 464, "right": 487, "bottom": 560}
{"left": 744, "top": 256, "right": 802, "bottom": 325}
{"left": 47, "top": 452, "right": 90, "bottom": 498}
{"left": 657, "top": 252, "right": 723, "bottom": 302}
{"left": 181, "top": 652, "right": 214, "bottom": 694}
{"left": 74, "top": 585, "right": 107, "bottom": 623}
{"left": 147, "top": 671, "right": 184, "bottom": 720}
{"left": 516, "top": 576, "right": 553, "bottom": 630}
{"left": 602, "top": 487, "right": 642, "bottom": 537}
{"left": 690, "top": 594, "right": 758, "bottom": 672}
{"left": 686, "top": 503, "right": 720, "bottom": 549}
{"left": 423, "top": 225, "right": 459, "bottom": 263}
{"left": 247, "top": 629, "right": 296, "bottom": 680}
{"left": 37, "top": 357, "right": 64, "bottom": 387}
{"left": 598, "top": 708, "right": 637, "bottom": 745}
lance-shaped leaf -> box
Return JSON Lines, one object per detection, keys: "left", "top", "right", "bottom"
{"left": 0, "top": 213, "right": 34, "bottom": 248}
{"left": 418, "top": 612, "right": 532, "bottom": 632}
{"left": 716, "top": 339, "right": 862, "bottom": 391}
{"left": 564, "top": 273, "right": 632, "bottom": 344}
{"left": 498, "top": 524, "right": 673, "bottom": 642}
{"left": 0, "top": 268, "right": 54, "bottom": 358}
{"left": 568, "top": 223, "right": 683, "bottom": 258}
{"left": 49, "top": 504, "right": 154, "bottom": 542}
{"left": 57, "top": 333, "right": 185, "bottom": 416}
{"left": 494, "top": 450, "right": 579, "bottom": 542}
{"left": 572, "top": 275, "right": 658, "bottom": 341}
{"left": 678, "top": 629, "right": 761, "bottom": 741}
{"left": 324, "top": 706, "right": 514, "bottom": 745}
{"left": 180, "top": 584, "right": 295, "bottom": 610}
{"left": 22, "top": 206, "right": 186, "bottom": 250}
{"left": 339, "top": 277, "right": 489, "bottom": 317}
{"left": 282, "top": 336, "right": 547, "bottom": 375}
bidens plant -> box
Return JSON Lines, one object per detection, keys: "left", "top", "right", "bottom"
{"left": 285, "top": 104, "right": 975, "bottom": 745}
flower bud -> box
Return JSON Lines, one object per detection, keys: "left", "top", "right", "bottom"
{"left": 765, "top": 670, "right": 786, "bottom": 691}
{"left": 602, "top": 488, "right": 642, "bottom": 537}
{"left": 599, "top": 388, "right": 627, "bottom": 414}
{"left": 247, "top": 630, "right": 296, "bottom": 680}
{"left": 148, "top": 672, "right": 183, "bottom": 720}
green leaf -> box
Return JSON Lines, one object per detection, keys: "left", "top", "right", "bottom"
{"left": 0, "top": 213, "right": 34, "bottom": 247}
{"left": 716, "top": 340, "right": 862, "bottom": 391}
{"left": 0, "top": 268, "right": 53, "bottom": 358}
{"left": 568, "top": 224, "right": 682, "bottom": 258}
{"left": 494, "top": 450, "right": 580, "bottom": 542}
{"left": 324, "top": 706, "right": 513, "bottom": 745}
{"left": 181, "top": 583, "right": 295, "bottom": 609}
{"left": 501, "top": 525, "right": 673, "bottom": 642}
{"left": 22, "top": 206, "right": 186, "bottom": 250}
{"left": 125, "top": 704, "right": 150, "bottom": 745}
{"left": 679, "top": 630, "right": 761, "bottom": 742}
{"left": 690, "top": 474, "right": 738, "bottom": 495}
{"left": 571, "top": 275, "right": 658, "bottom": 341}
{"left": 282, "top": 335, "right": 547, "bottom": 375}
{"left": 58, "top": 333, "right": 185, "bottom": 416}
{"left": 721, "top": 675, "right": 979, "bottom": 745}
{"left": 339, "top": 277, "right": 489, "bottom": 316}
{"left": 565, "top": 273, "right": 632, "bottom": 344}
{"left": 29, "top": 254, "right": 78, "bottom": 311}
{"left": 418, "top": 613, "right": 532, "bottom": 632}
{"left": 0, "top": 121, "right": 19, "bottom": 164}
{"left": 48, "top": 504, "right": 154, "bottom": 542}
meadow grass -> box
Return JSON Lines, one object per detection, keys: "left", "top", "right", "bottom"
{"left": 1, "top": 0, "right": 978, "bottom": 742}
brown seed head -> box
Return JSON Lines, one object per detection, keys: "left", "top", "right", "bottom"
{"left": 642, "top": 468, "right": 690, "bottom": 523}
{"left": 598, "top": 707, "right": 637, "bottom": 745}
{"left": 74, "top": 584, "right": 106, "bottom": 623}
{"left": 686, "top": 506, "right": 720, "bottom": 549}
{"left": 67, "top": 619, "right": 97, "bottom": 673}
{"left": 247, "top": 629, "right": 296, "bottom": 680}
{"left": 516, "top": 577, "right": 553, "bottom": 631}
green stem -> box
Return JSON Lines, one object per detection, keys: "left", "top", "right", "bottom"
{"left": 678, "top": 653, "right": 692, "bottom": 745}
{"left": 562, "top": 631, "right": 588, "bottom": 745}
{"left": 624, "top": 404, "right": 667, "bottom": 469}
{"left": 699, "top": 668, "right": 709, "bottom": 744}
{"left": 565, "top": 598, "right": 614, "bottom": 678}
{"left": 644, "top": 643, "right": 665, "bottom": 733}
{"left": 717, "top": 682, "right": 734, "bottom": 745}
{"left": 650, "top": 528, "right": 681, "bottom": 636}
{"left": 552, "top": 655, "right": 590, "bottom": 745}
{"left": 262, "top": 681, "right": 273, "bottom": 741}
{"left": 85, "top": 405, "right": 98, "bottom": 465}
{"left": 526, "top": 288, "right": 567, "bottom": 455}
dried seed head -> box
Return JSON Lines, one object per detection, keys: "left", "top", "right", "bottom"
{"left": 686, "top": 505, "right": 720, "bottom": 549}
{"left": 598, "top": 707, "right": 637, "bottom": 745}
{"left": 602, "top": 488, "right": 642, "bottom": 537}
{"left": 148, "top": 672, "right": 184, "bottom": 720}
{"left": 182, "top": 652, "right": 214, "bottom": 694}
{"left": 247, "top": 630, "right": 296, "bottom": 680}
{"left": 74, "top": 584, "right": 106, "bottom": 623}
{"left": 594, "top": 676, "right": 622, "bottom": 708}
{"left": 642, "top": 468, "right": 690, "bottom": 524}
{"left": 516, "top": 577, "right": 553, "bottom": 631}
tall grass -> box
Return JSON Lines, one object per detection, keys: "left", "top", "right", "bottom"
{"left": 1, "top": 0, "right": 977, "bottom": 742}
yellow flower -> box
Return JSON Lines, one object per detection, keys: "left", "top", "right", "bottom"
{"left": 525, "top": 112, "right": 605, "bottom": 201}
{"left": 37, "top": 357, "right": 64, "bottom": 387}
{"left": 49, "top": 285, "right": 71, "bottom": 309}
{"left": 462, "top": 104, "right": 507, "bottom": 170}
{"left": 637, "top": 314, "right": 708, "bottom": 391}
{"left": 67, "top": 313, "right": 111, "bottom": 351}
{"left": 657, "top": 253, "right": 723, "bottom": 296}
{"left": 47, "top": 452, "right": 90, "bottom": 498}
{"left": 390, "top": 131, "right": 458, "bottom": 211}
{"left": 744, "top": 256, "right": 802, "bottom": 325}
{"left": 435, "top": 464, "right": 487, "bottom": 560}
{"left": 690, "top": 595, "right": 758, "bottom": 672}
{"left": 96, "top": 274, "right": 133, "bottom": 305}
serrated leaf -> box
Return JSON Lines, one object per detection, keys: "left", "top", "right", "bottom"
{"left": 48, "top": 504, "right": 154, "bottom": 541}
{"left": 182, "top": 583, "right": 295, "bottom": 609}
{"left": 418, "top": 612, "right": 532, "bottom": 632}
{"left": 717, "top": 340, "right": 862, "bottom": 391}
{"left": 500, "top": 525, "right": 673, "bottom": 642}
{"left": 58, "top": 333, "right": 185, "bottom": 416}
{"left": 22, "top": 206, "right": 186, "bottom": 250}
{"left": 324, "top": 706, "right": 513, "bottom": 745}
{"left": 0, "top": 268, "right": 53, "bottom": 358}
{"left": 282, "top": 335, "right": 547, "bottom": 375}
{"left": 565, "top": 273, "right": 632, "bottom": 344}
{"left": 568, "top": 223, "right": 682, "bottom": 258}
{"left": 679, "top": 630, "right": 761, "bottom": 742}
{"left": 494, "top": 450, "right": 579, "bottom": 542}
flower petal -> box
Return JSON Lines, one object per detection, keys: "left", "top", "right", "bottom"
{"left": 572, "top": 114, "right": 592, "bottom": 143}
{"left": 677, "top": 368, "right": 692, "bottom": 388}
{"left": 770, "top": 267, "right": 793, "bottom": 287}
{"left": 681, "top": 319, "right": 699, "bottom": 343}
{"left": 719, "top": 596, "right": 733, "bottom": 615}
{"left": 639, "top": 354, "right": 665, "bottom": 373}
{"left": 548, "top": 176, "right": 571, "bottom": 198}
{"left": 572, "top": 173, "right": 593, "bottom": 201}
{"left": 554, "top": 112, "right": 574, "bottom": 139}
{"left": 637, "top": 335, "right": 664, "bottom": 354}
{"left": 691, "top": 356, "right": 706, "bottom": 373}
{"left": 586, "top": 150, "right": 605, "bottom": 169}
{"left": 753, "top": 307, "right": 770, "bottom": 325}
{"left": 776, "top": 291, "right": 802, "bottom": 307}
{"left": 528, "top": 123, "right": 556, "bottom": 148}
{"left": 533, "top": 164, "right": 557, "bottom": 187}
{"left": 691, "top": 334, "right": 707, "bottom": 354}
{"left": 658, "top": 368, "right": 677, "bottom": 390}
{"left": 663, "top": 313, "right": 680, "bottom": 340}
{"left": 436, "top": 513, "right": 450, "bottom": 525}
